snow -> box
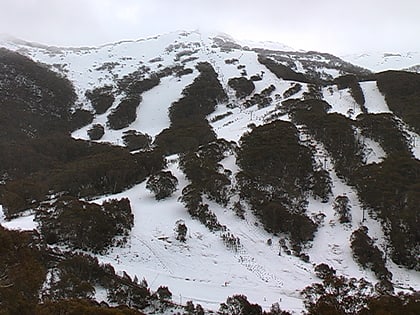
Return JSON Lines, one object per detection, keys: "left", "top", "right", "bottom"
{"left": 362, "top": 137, "right": 386, "bottom": 164}
{"left": 341, "top": 51, "right": 420, "bottom": 72}
{"left": 130, "top": 73, "right": 197, "bottom": 138}
{"left": 359, "top": 81, "right": 391, "bottom": 113}
{"left": 322, "top": 85, "right": 363, "bottom": 119}
{"left": 407, "top": 130, "right": 420, "bottom": 160}
{"left": 0, "top": 206, "right": 38, "bottom": 231}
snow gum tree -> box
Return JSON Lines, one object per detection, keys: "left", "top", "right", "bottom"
{"left": 146, "top": 170, "right": 178, "bottom": 200}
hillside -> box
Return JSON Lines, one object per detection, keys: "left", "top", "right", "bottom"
{"left": 0, "top": 31, "right": 419, "bottom": 315}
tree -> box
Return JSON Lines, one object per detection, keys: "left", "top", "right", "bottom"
{"left": 175, "top": 220, "right": 188, "bottom": 242}
{"left": 156, "top": 286, "right": 172, "bottom": 302}
{"left": 302, "top": 273, "right": 375, "bottom": 315}
{"left": 87, "top": 124, "right": 105, "bottom": 140}
{"left": 146, "top": 171, "right": 178, "bottom": 200}
{"left": 333, "top": 195, "right": 351, "bottom": 224}
{"left": 219, "top": 295, "right": 262, "bottom": 315}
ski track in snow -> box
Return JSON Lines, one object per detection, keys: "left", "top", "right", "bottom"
{"left": 1, "top": 31, "right": 419, "bottom": 313}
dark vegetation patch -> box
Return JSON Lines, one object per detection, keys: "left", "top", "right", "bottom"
{"left": 356, "top": 113, "right": 412, "bottom": 157}
{"left": 0, "top": 48, "right": 88, "bottom": 140}
{"left": 0, "top": 226, "right": 176, "bottom": 313}
{"left": 146, "top": 171, "right": 178, "bottom": 200}
{"left": 243, "top": 85, "right": 275, "bottom": 109}
{"left": 85, "top": 85, "right": 115, "bottom": 114}
{"left": 375, "top": 70, "right": 420, "bottom": 134}
{"left": 250, "top": 73, "right": 263, "bottom": 81}
{"left": 258, "top": 54, "right": 311, "bottom": 83}
{"left": 95, "top": 61, "right": 120, "bottom": 72}
{"left": 334, "top": 74, "right": 366, "bottom": 110}
{"left": 107, "top": 95, "right": 142, "bottom": 130}
{"left": 37, "top": 197, "right": 133, "bottom": 253}
{"left": 165, "top": 41, "right": 200, "bottom": 53}
{"left": 224, "top": 58, "right": 239, "bottom": 65}
{"left": 228, "top": 77, "right": 255, "bottom": 98}
{"left": 87, "top": 123, "right": 105, "bottom": 140}
{"left": 116, "top": 66, "right": 151, "bottom": 93}
{"left": 180, "top": 139, "right": 233, "bottom": 207}
{"left": 236, "top": 120, "right": 332, "bottom": 248}
{"left": 303, "top": 84, "right": 323, "bottom": 100}
{"left": 174, "top": 50, "right": 198, "bottom": 62}
{"left": 212, "top": 37, "right": 242, "bottom": 52}
{"left": 289, "top": 99, "right": 364, "bottom": 179}
{"left": 210, "top": 111, "right": 233, "bottom": 122}
{"left": 180, "top": 139, "right": 234, "bottom": 231}
{"left": 254, "top": 49, "right": 372, "bottom": 83}
{"left": 351, "top": 226, "right": 391, "bottom": 281}
{"left": 108, "top": 76, "right": 161, "bottom": 130}
{"left": 333, "top": 195, "right": 352, "bottom": 224}
{"left": 122, "top": 130, "right": 152, "bottom": 151}
{"left": 302, "top": 264, "right": 413, "bottom": 315}
{"left": 0, "top": 226, "right": 46, "bottom": 314}
{"left": 0, "top": 138, "right": 164, "bottom": 218}
{"left": 154, "top": 62, "right": 227, "bottom": 155}
{"left": 283, "top": 83, "right": 302, "bottom": 99}
{"left": 353, "top": 155, "right": 420, "bottom": 270}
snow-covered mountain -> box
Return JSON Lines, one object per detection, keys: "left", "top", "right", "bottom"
{"left": 341, "top": 51, "right": 420, "bottom": 73}
{"left": 0, "top": 31, "right": 419, "bottom": 314}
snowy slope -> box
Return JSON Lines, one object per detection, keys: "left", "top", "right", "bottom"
{"left": 341, "top": 51, "right": 420, "bottom": 73}
{"left": 1, "top": 31, "right": 419, "bottom": 313}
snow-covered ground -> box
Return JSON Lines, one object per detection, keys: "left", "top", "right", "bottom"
{"left": 341, "top": 51, "right": 420, "bottom": 73}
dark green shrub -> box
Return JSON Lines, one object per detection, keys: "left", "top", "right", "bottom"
{"left": 228, "top": 77, "right": 255, "bottom": 98}
{"left": 87, "top": 124, "right": 105, "bottom": 140}
{"left": 146, "top": 171, "right": 178, "bottom": 200}
{"left": 122, "top": 130, "right": 151, "bottom": 151}
{"left": 85, "top": 86, "right": 115, "bottom": 114}
{"left": 37, "top": 197, "right": 133, "bottom": 253}
{"left": 107, "top": 95, "right": 141, "bottom": 130}
{"left": 350, "top": 226, "right": 391, "bottom": 281}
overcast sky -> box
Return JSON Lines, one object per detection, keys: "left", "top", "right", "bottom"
{"left": 1, "top": 0, "right": 419, "bottom": 55}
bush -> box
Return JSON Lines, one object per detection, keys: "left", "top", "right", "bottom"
{"left": 37, "top": 197, "right": 133, "bottom": 253}
{"left": 376, "top": 70, "right": 420, "bottom": 134}
{"left": 146, "top": 171, "right": 178, "bottom": 200}
{"left": 333, "top": 195, "right": 351, "bottom": 224}
{"left": 107, "top": 95, "right": 141, "bottom": 130}
{"left": 87, "top": 124, "right": 105, "bottom": 140}
{"left": 85, "top": 86, "right": 115, "bottom": 114}
{"left": 283, "top": 83, "right": 302, "bottom": 99}
{"left": 228, "top": 77, "right": 255, "bottom": 98}
{"left": 351, "top": 226, "right": 392, "bottom": 281}
{"left": 122, "top": 130, "right": 151, "bottom": 151}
